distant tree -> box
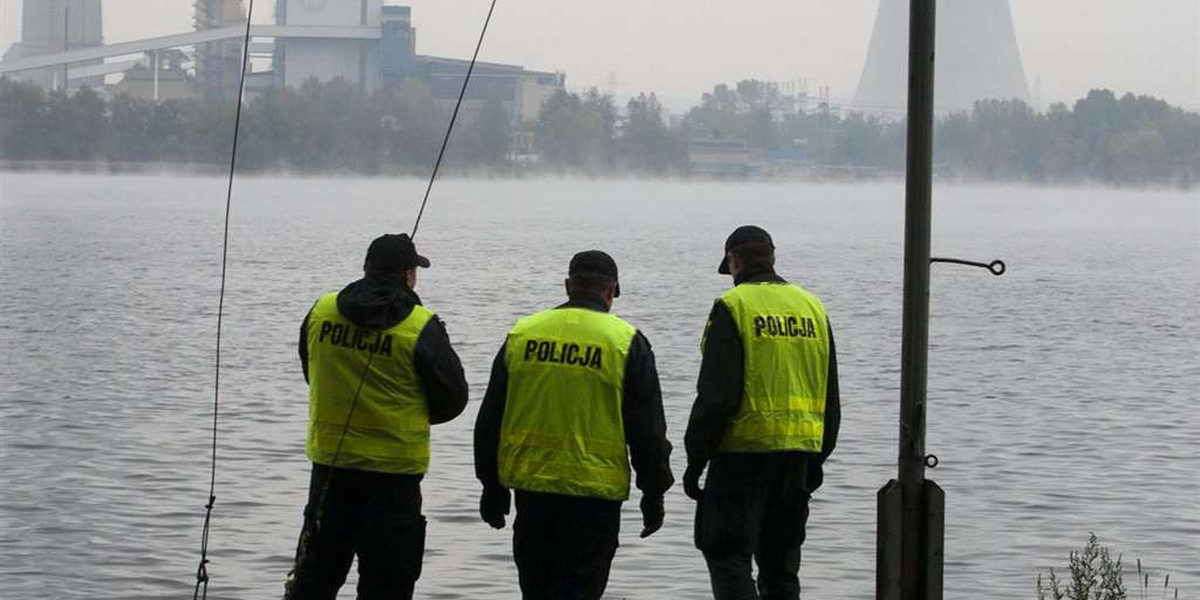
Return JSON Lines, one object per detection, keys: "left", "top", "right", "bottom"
{"left": 780, "top": 109, "right": 838, "bottom": 165}
{"left": 685, "top": 83, "right": 740, "bottom": 140}
{"left": 1, "top": 76, "right": 1195, "bottom": 187}
{"left": 443, "top": 98, "right": 511, "bottom": 168}
{"left": 536, "top": 89, "right": 586, "bottom": 170}
{"left": 107, "top": 94, "right": 153, "bottom": 161}
{"left": 69, "top": 87, "right": 107, "bottom": 160}
{"left": 620, "top": 92, "right": 683, "bottom": 174}
{"left": 237, "top": 86, "right": 291, "bottom": 170}
{"left": 479, "top": 99, "right": 512, "bottom": 166}
{"left": 536, "top": 88, "right": 617, "bottom": 173}
{"left": 582, "top": 88, "right": 618, "bottom": 169}
{"left": 178, "top": 99, "right": 236, "bottom": 165}
{"left": 1107, "top": 128, "right": 1169, "bottom": 185}
{"left": 836, "top": 113, "right": 888, "bottom": 167}
{"left": 966, "top": 99, "right": 1048, "bottom": 180}
{"left": 0, "top": 77, "right": 49, "bottom": 159}
{"left": 375, "top": 77, "right": 444, "bottom": 170}
{"left": 684, "top": 80, "right": 786, "bottom": 150}
{"left": 35, "top": 86, "right": 106, "bottom": 160}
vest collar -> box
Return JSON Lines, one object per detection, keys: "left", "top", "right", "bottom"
{"left": 561, "top": 292, "right": 611, "bottom": 313}
{"left": 734, "top": 264, "right": 787, "bottom": 285}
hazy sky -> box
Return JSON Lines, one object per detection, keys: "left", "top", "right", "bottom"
{"left": 2, "top": 0, "right": 1197, "bottom": 110}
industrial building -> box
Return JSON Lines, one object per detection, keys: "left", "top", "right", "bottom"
{"left": 854, "top": 0, "right": 1031, "bottom": 116}
{"left": 3, "top": 0, "right": 104, "bottom": 90}
{"left": 270, "top": 0, "right": 563, "bottom": 124}
{"left": 0, "top": 0, "right": 564, "bottom": 127}
{"left": 195, "top": 0, "right": 248, "bottom": 101}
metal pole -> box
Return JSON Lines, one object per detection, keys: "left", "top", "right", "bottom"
{"left": 898, "top": 0, "right": 937, "bottom": 596}
{"left": 878, "top": 1, "right": 943, "bottom": 599}
{"left": 62, "top": 4, "right": 70, "bottom": 91}
{"left": 153, "top": 51, "right": 160, "bottom": 101}
{"left": 900, "top": 0, "right": 935, "bottom": 516}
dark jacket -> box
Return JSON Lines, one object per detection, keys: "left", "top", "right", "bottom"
{"left": 684, "top": 263, "right": 841, "bottom": 490}
{"left": 299, "top": 274, "right": 469, "bottom": 425}
{"left": 474, "top": 292, "right": 676, "bottom": 498}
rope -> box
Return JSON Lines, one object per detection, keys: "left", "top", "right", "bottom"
{"left": 193, "top": 2, "right": 255, "bottom": 599}
{"left": 411, "top": 0, "right": 500, "bottom": 238}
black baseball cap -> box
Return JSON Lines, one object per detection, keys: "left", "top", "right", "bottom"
{"left": 364, "top": 233, "right": 430, "bottom": 273}
{"left": 569, "top": 250, "right": 621, "bottom": 298}
{"left": 718, "top": 225, "right": 774, "bottom": 274}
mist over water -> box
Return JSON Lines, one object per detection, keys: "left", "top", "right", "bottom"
{"left": 0, "top": 174, "right": 1197, "bottom": 599}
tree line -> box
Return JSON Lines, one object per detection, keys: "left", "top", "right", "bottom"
{"left": 1, "top": 76, "right": 1196, "bottom": 187}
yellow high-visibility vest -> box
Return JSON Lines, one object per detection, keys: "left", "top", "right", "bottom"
{"left": 305, "top": 292, "right": 433, "bottom": 474}
{"left": 499, "top": 307, "right": 637, "bottom": 501}
{"left": 716, "top": 283, "right": 830, "bottom": 453}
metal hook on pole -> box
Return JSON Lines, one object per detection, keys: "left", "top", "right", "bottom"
{"left": 930, "top": 257, "right": 1007, "bottom": 276}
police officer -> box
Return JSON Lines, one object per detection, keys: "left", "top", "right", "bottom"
{"left": 286, "top": 233, "right": 469, "bottom": 600}
{"left": 684, "top": 226, "right": 841, "bottom": 600}
{"left": 474, "top": 250, "right": 675, "bottom": 600}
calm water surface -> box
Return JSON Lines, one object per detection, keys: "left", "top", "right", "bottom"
{"left": 1, "top": 174, "right": 1197, "bottom": 599}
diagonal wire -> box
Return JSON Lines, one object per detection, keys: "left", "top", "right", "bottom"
{"left": 411, "top": 0, "right": 500, "bottom": 238}
{"left": 193, "top": 1, "right": 255, "bottom": 598}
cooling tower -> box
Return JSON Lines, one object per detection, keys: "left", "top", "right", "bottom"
{"left": 854, "top": 0, "right": 1031, "bottom": 115}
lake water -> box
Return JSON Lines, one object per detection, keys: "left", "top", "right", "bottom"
{"left": 1, "top": 173, "right": 1197, "bottom": 600}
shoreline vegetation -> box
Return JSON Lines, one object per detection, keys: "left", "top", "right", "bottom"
{"left": 1037, "top": 534, "right": 1180, "bottom": 600}
{"left": 2, "top": 77, "right": 1197, "bottom": 189}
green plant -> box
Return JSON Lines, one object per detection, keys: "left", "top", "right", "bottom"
{"left": 1037, "top": 534, "right": 1180, "bottom": 600}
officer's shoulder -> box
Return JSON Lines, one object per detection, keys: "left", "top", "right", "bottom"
{"left": 710, "top": 296, "right": 734, "bottom": 313}
{"left": 408, "top": 306, "right": 443, "bottom": 333}
{"left": 633, "top": 329, "right": 654, "bottom": 352}
{"left": 308, "top": 292, "right": 337, "bottom": 314}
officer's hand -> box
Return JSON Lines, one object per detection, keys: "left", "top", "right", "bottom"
{"left": 479, "top": 485, "right": 510, "bottom": 529}
{"left": 639, "top": 494, "right": 665, "bottom": 538}
{"left": 684, "top": 463, "right": 706, "bottom": 501}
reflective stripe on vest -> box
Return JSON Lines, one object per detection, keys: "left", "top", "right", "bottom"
{"left": 305, "top": 292, "right": 433, "bottom": 474}
{"left": 499, "top": 307, "right": 636, "bottom": 501}
{"left": 717, "top": 283, "right": 830, "bottom": 453}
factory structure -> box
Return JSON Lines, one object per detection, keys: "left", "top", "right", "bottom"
{"left": 1, "top": 0, "right": 565, "bottom": 127}
{"left": 2, "top": 0, "right": 105, "bottom": 89}
{"left": 194, "top": 0, "right": 249, "bottom": 102}
{"left": 267, "top": 0, "right": 563, "bottom": 124}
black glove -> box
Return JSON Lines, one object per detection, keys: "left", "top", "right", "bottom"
{"left": 480, "top": 484, "right": 510, "bottom": 529}
{"left": 639, "top": 494, "right": 664, "bottom": 538}
{"left": 684, "top": 463, "right": 706, "bottom": 501}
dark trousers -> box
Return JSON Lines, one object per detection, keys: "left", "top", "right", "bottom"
{"left": 285, "top": 463, "right": 426, "bottom": 600}
{"left": 512, "top": 491, "right": 622, "bottom": 600}
{"left": 695, "top": 453, "right": 815, "bottom": 600}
